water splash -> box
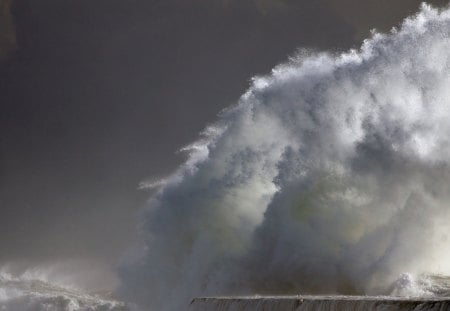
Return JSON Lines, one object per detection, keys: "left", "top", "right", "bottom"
{"left": 119, "top": 4, "right": 450, "bottom": 310}
{"left": 0, "top": 271, "right": 128, "bottom": 311}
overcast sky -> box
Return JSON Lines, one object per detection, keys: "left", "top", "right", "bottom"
{"left": 0, "top": 0, "right": 448, "bottom": 267}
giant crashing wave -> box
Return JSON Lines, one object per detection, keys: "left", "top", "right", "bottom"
{"left": 119, "top": 4, "right": 450, "bottom": 311}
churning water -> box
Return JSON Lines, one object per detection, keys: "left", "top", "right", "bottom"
{"left": 0, "top": 270, "right": 128, "bottom": 311}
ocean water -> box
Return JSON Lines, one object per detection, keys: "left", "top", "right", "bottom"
{"left": 2, "top": 272, "right": 450, "bottom": 311}
{"left": 0, "top": 271, "right": 129, "bottom": 311}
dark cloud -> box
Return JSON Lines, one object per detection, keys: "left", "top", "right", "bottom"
{"left": 0, "top": 0, "right": 447, "bottom": 268}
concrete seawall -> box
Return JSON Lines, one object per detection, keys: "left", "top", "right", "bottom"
{"left": 189, "top": 296, "right": 450, "bottom": 310}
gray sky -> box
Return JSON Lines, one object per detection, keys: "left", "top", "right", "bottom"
{"left": 0, "top": 0, "right": 447, "bottom": 267}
